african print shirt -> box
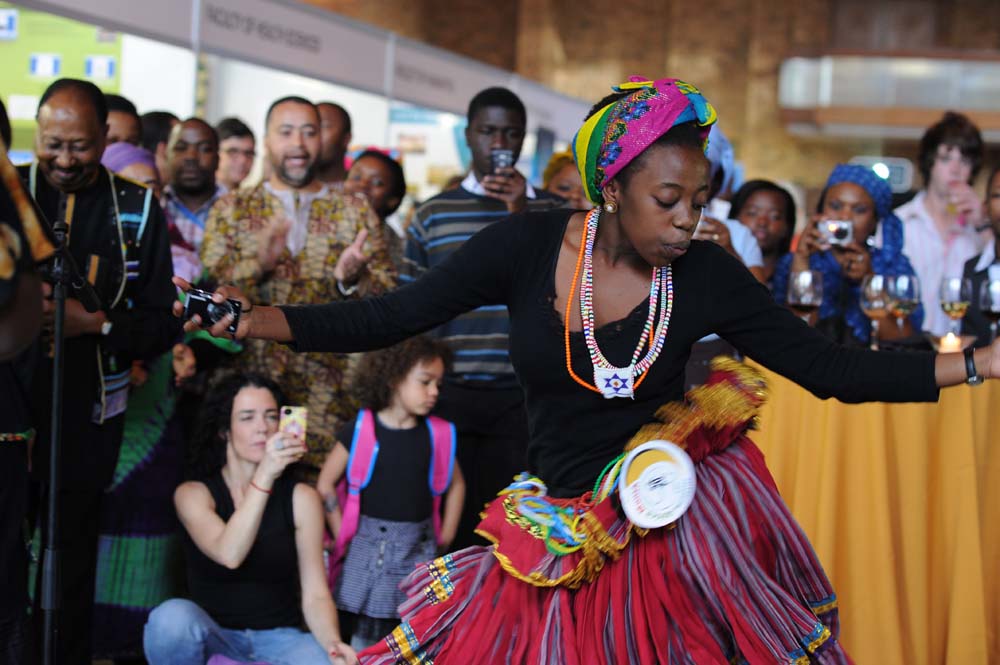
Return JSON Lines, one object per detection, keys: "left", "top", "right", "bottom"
{"left": 201, "top": 182, "right": 397, "bottom": 468}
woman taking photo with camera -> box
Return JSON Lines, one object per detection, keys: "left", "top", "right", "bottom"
{"left": 143, "top": 372, "right": 357, "bottom": 665}
{"left": 773, "top": 163, "right": 923, "bottom": 345}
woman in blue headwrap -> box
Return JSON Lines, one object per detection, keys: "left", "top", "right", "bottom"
{"left": 773, "top": 164, "right": 923, "bottom": 345}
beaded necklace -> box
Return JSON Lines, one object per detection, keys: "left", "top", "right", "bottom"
{"left": 564, "top": 208, "right": 673, "bottom": 399}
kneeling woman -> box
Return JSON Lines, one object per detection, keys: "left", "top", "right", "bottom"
{"left": 143, "top": 372, "right": 357, "bottom": 665}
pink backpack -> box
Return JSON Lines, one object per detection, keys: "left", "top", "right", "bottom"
{"left": 327, "top": 409, "right": 456, "bottom": 586}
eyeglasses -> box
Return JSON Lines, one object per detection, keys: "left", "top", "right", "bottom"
{"left": 222, "top": 147, "right": 256, "bottom": 159}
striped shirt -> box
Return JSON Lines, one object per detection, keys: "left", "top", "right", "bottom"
{"left": 403, "top": 184, "right": 564, "bottom": 386}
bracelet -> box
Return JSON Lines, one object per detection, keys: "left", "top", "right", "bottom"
{"left": 249, "top": 480, "right": 272, "bottom": 495}
{"left": 323, "top": 494, "right": 339, "bottom": 513}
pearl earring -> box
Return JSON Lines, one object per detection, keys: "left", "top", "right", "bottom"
{"left": 604, "top": 201, "right": 617, "bottom": 214}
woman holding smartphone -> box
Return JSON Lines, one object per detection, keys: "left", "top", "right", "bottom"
{"left": 143, "top": 371, "right": 357, "bottom": 665}
{"left": 773, "top": 163, "right": 923, "bottom": 345}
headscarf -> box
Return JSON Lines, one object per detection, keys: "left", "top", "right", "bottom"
{"left": 825, "top": 163, "right": 892, "bottom": 221}
{"left": 101, "top": 141, "right": 159, "bottom": 180}
{"left": 571, "top": 77, "right": 717, "bottom": 205}
{"left": 773, "top": 163, "right": 923, "bottom": 343}
{"left": 705, "top": 124, "right": 742, "bottom": 198}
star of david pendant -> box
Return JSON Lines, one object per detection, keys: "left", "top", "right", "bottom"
{"left": 594, "top": 366, "right": 635, "bottom": 399}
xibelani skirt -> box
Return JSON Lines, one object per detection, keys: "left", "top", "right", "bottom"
{"left": 358, "top": 359, "right": 852, "bottom": 665}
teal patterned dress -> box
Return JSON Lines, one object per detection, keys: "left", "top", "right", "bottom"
{"left": 91, "top": 352, "right": 183, "bottom": 659}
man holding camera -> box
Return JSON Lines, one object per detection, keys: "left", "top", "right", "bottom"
{"left": 402, "top": 87, "right": 562, "bottom": 549}
{"left": 15, "top": 79, "right": 177, "bottom": 664}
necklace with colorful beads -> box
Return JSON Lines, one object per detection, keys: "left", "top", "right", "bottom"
{"left": 567, "top": 207, "right": 673, "bottom": 399}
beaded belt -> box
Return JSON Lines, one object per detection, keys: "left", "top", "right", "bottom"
{"left": 0, "top": 429, "right": 34, "bottom": 443}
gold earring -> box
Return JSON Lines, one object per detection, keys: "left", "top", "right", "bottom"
{"left": 604, "top": 201, "right": 617, "bottom": 214}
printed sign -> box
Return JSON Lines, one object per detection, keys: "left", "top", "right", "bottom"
{"left": 85, "top": 55, "right": 116, "bottom": 79}
{"left": 0, "top": 8, "right": 18, "bottom": 40}
{"left": 29, "top": 53, "right": 60, "bottom": 77}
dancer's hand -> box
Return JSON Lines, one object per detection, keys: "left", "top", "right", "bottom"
{"left": 171, "top": 277, "right": 253, "bottom": 340}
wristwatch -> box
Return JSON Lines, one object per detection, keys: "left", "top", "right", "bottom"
{"left": 337, "top": 279, "right": 359, "bottom": 297}
{"left": 963, "top": 347, "right": 984, "bottom": 386}
{"left": 100, "top": 320, "right": 113, "bottom": 336}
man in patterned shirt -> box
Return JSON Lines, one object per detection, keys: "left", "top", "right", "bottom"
{"left": 200, "top": 96, "right": 395, "bottom": 471}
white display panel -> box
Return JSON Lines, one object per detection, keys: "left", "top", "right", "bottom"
{"left": 120, "top": 34, "right": 196, "bottom": 118}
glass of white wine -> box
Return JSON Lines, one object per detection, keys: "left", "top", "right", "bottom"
{"left": 939, "top": 277, "right": 972, "bottom": 335}
{"left": 886, "top": 274, "right": 920, "bottom": 331}
{"left": 978, "top": 278, "right": 1000, "bottom": 343}
{"left": 787, "top": 270, "right": 824, "bottom": 323}
{"left": 860, "top": 274, "right": 890, "bottom": 350}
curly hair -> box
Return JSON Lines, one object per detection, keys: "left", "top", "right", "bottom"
{"left": 352, "top": 336, "right": 453, "bottom": 412}
{"left": 185, "top": 371, "right": 285, "bottom": 480}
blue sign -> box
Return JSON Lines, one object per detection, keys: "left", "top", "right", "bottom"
{"left": 0, "top": 9, "right": 18, "bottom": 41}
{"left": 85, "top": 56, "right": 116, "bottom": 80}
{"left": 29, "top": 54, "right": 61, "bottom": 78}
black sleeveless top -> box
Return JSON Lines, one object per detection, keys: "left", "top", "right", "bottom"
{"left": 184, "top": 473, "right": 303, "bottom": 629}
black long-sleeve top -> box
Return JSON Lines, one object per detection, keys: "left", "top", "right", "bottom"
{"left": 282, "top": 209, "right": 939, "bottom": 495}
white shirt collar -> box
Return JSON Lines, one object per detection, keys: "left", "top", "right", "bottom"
{"left": 974, "top": 240, "right": 997, "bottom": 273}
{"left": 460, "top": 171, "right": 536, "bottom": 199}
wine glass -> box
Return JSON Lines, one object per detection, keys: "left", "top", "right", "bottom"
{"left": 939, "top": 277, "right": 972, "bottom": 335}
{"left": 860, "top": 274, "right": 890, "bottom": 350}
{"left": 978, "top": 278, "right": 1000, "bottom": 343}
{"left": 886, "top": 274, "right": 920, "bottom": 330}
{"left": 787, "top": 270, "right": 823, "bottom": 323}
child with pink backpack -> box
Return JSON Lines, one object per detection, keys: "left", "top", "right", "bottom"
{"left": 317, "top": 336, "right": 465, "bottom": 651}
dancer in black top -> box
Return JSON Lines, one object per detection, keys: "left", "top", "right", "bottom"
{"left": 176, "top": 77, "right": 999, "bottom": 664}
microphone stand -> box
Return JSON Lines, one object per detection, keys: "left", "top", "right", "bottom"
{"left": 40, "top": 192, "right": 100, "bottom": 665}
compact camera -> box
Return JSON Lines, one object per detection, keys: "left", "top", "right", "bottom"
{"left": 490, "top": 148, "right": 514, "bottom": 174}
{"left": 182, "top": 288, "right": 242, "bottom": 335}
{"left": 818, "top": 220, "right": 854, "bottom": 247}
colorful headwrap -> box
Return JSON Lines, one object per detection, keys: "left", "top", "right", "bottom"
{"left": 571, "top": 77, "right": 717, "bottom": 205}
{"left": 101, "top": 141, "right": 158, "bottom": 178}
{"left": 825, "top": 163, "right": 892, "bottom": 221}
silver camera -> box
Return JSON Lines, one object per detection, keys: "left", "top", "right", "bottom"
{"left": 818, "top": 220, "right": 854, "bottom": 247}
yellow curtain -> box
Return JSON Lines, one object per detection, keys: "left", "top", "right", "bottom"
{"left": 749, "top": 363, "right": 1000, "bottom": 664}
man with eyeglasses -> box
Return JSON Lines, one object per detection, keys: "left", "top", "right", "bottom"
{"left": 215, "top": 117, "right": 256, "bottom": 193}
